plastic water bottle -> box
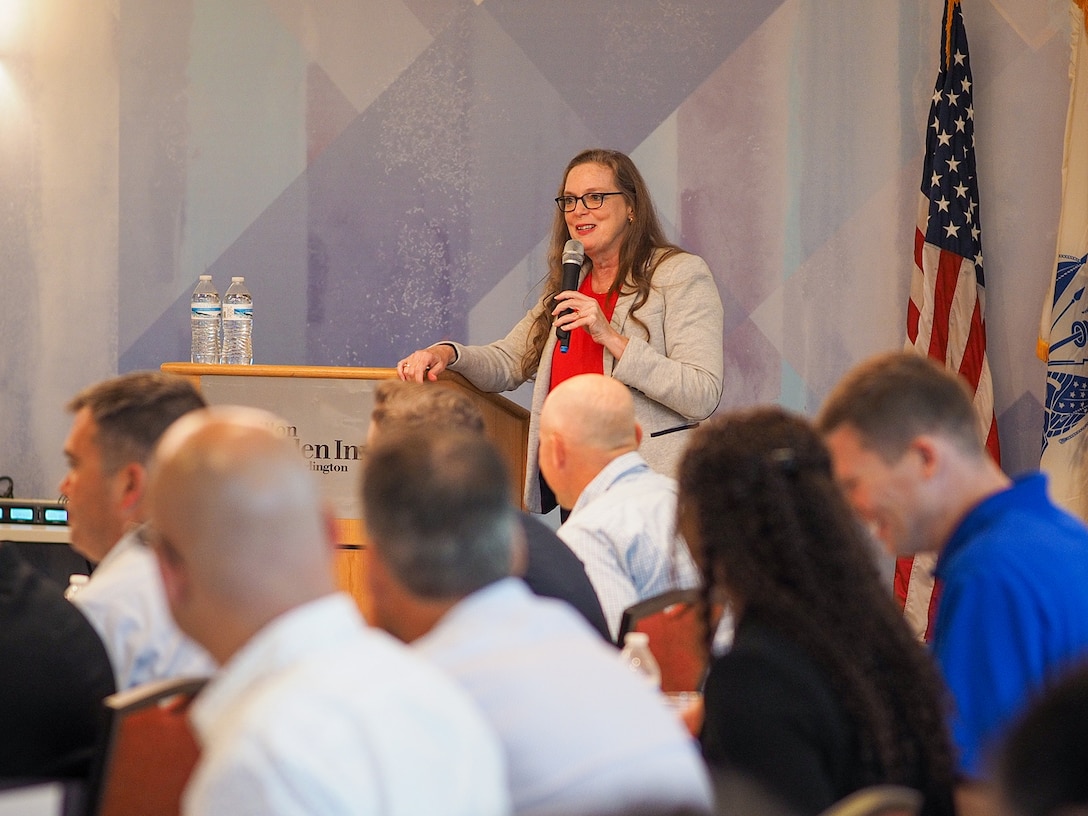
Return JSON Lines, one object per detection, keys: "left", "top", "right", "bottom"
{"left": 64, "top": 573, "right": 89, "bottom": 601}
{"left": 619, "top": 631, "right": 662, "bottom": 690}
{"left": 222, "top": 276, "right": 253, "bottom": 365}
{"left": 190, "top": 275, "right": 221, "bottom": 364}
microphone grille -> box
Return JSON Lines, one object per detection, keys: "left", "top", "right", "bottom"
{"left": 562, "top": 239, "right": 585, "bottom": 265}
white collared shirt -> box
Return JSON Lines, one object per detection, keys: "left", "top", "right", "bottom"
{"left": 415, "top": 578, "right": 713, "bottom": 816}
{"left": 72, "top": 530, "right": 216, "bottom": 690}
{"left": 186, "top": 593, "right": 510, "bottom": 816}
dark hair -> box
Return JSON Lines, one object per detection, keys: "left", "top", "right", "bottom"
{"left": 361, "top": 430, "right": 514, "bottom": 599}
{"left": 998, "top": 662, "right": 1088, "bottom": 816}
{"left": 521, "top": 148, "right": 683, "bottom": 378}
{"left": 370, "top": 381, "right": 484, "bottom": 436}
{"left": 678, "top": 407, "right": 955, "bottom": 795}
{"left": 816, "top": 351, "right": 983, "bottom": 462}
{"left": 67, "top": 372, "right": 207, "bottom": 473}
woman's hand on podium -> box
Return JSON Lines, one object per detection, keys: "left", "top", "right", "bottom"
{"left": 397, "top": 344, "right": 455, "bottom": 382}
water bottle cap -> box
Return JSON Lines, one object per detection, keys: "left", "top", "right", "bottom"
{"left": 624, "top": 632, "right": 650, "bottom": 647}
{"left": 231, "top": 276, "right": 245, "bottom": 282}
{"left": 198, "top": 274, "right": 212, "bottom": 281}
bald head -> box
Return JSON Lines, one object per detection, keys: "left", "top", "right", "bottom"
{"left": 538, "top": 374, "right": 641, "bottom": 509}
{"left": 146, "top": 406, "right": 335, "bottom": 661}
{"left": 541, "top": 374, "right": 639, "bottom": 452}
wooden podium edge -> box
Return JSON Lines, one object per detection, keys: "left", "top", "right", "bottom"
{"left": 161, "top": 363, "right": 530, "bottom": 422}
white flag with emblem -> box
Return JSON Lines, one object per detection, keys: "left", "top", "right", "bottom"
{"left": 1040, "top": 1, "right": 1088, "bottom": 519}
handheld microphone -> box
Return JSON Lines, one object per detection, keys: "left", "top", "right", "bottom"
{"left": 556, "top": 239, "right": 584, "bottom": 353}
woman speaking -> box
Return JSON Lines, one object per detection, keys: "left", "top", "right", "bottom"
{"left": 397, "top": 148, "right": 724, "bottom": 512}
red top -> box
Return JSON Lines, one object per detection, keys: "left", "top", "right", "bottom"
{"left": 550, "top": 275, "right": 618, "bottom": 391}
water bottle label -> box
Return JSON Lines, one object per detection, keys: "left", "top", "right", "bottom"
{"left": 192, "top": 305, "right": 221, "bottom": 318}
{"left": 224, "top": 305, "right": 253, "bottom": 320}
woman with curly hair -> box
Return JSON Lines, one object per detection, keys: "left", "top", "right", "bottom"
{"left": 677, "top": 407, "right": 956, "bottom": 816}
{"left": 396, "top": 148, "right": 724, "bottom": 512}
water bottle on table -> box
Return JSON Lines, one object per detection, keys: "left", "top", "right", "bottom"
{"left": 190, "top": 274, "right": 221, "bottom": 364}
{"left": 222, "top": 276, "right": 253, "bottom": 365}
{"left": 619, "top": 631, "right": 662, "bottom": 690}
{"left": 64, "top": 574, "right": 89, "bottom": 601}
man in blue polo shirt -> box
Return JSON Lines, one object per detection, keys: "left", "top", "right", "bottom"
{"left": 817, "top": 351, "right": 1088, "bottom": 783}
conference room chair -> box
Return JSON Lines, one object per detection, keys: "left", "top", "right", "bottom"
{"left": 83, "top": 676, "right": 207, "bottom": 816}
{"left": 617, "top": 588, "right": 707, "bottom": 693}
{"left": 817, "top": 785, "right": 923, "bottom": 816}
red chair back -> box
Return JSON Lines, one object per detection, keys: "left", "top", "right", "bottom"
{"left": 619, "top": 589, "right": 708, "bottom": 693}
{"left": 88, "top": 677, "right": 207, "bottom": 816}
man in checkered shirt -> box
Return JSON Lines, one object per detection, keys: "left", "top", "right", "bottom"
{"left": 538, "top": 373, "right": 700, "bottom": 642}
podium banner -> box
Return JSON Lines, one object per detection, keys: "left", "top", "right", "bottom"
{"left": 200, "top": 374, "right": 374, "bottom": 521}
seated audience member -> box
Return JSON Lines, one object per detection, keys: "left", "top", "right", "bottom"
{"left": 677, "top": 407, "right": 955, "bottom": 816}
{"left": 60, "top": 373, "right": 216, "bottom": 689}
{"left": 144, "top": 407, "right": 510, "bottom": 816}
{"left": 0, "top": 542, "right": 115, "bottom": 779}
{"left": 538, "top": 373, "right": 700, "bottom": 640}
{"left": 997, "top": 663, "right": 1088, "bottom": 816}
{"left": 367, "top": 380, "right": 610, "bottom": 640}
{"left": 817, "top": 352, "right": 1088, "bottom": 781}
{"left": 361, "top": 429, "right": 714, "bottom": 816}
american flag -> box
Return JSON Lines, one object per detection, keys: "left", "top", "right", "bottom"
{"left": 902, "top": 0, "right": 1001, "bottom": 641}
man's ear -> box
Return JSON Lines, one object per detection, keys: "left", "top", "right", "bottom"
{"left": 320, "top": 502, "right": 340, "bottom": 558}
{"left": 153, "top": 534, "right": 189, "bottom": 616}
{"left": 550, "top": 432, "right": 568, "bottom": 471}
{"left": 508, "top": 523, "right": 528, "bottom": 578}
{"left": 115, "top": 462, "right": 147, "bottom": 517}
{"left": 910, "top": 435, "right": 941, "bottom": 479}
{"left": 634, "top": 422, "right": 643, "bottom": 447}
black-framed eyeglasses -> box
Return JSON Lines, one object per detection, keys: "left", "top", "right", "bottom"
{"left": 554, "top": 192, "right": 625, "bottom": 212}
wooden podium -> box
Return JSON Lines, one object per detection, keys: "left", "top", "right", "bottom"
{"left": 160, "top": 363, "right": 530, "bottom": 619}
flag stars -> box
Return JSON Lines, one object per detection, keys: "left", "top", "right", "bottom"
{"left": 923, "top": 10, "right": 985, "bottom": 262}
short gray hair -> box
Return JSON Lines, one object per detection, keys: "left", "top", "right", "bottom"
{"left": 370, "top": 381, "right": 485, "bottom": 436}
{"left": 361, "top": 430, "right": 514, "bottom": 599}
{"left": 68, "top": 372, "right": 207, "bottom": 473}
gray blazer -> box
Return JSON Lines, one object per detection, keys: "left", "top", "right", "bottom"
{"left": 448, "top": 251, "right": 725, "bottom": 512}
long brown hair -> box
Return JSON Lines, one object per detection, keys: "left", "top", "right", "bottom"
{"left": 520, "top": 149, "right": 682, "bottom": 378}
{"left": 678, "top": 407, "right": 956, "bottom": 799}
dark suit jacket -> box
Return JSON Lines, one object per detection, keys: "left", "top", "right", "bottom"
{"left": 0, "top": 542, "right": 116, "bottom": 779}
{"left": 519, "top": 513, "right": 611, "bottom": 641}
